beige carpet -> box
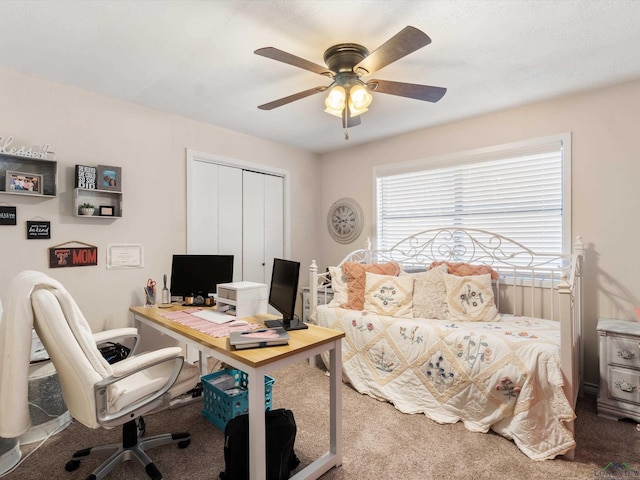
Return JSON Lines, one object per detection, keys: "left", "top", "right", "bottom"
{"left": 3, "top": 360, "right": 639, "bottom": 480}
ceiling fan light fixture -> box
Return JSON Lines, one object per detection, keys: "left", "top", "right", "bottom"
{"left": 348, "top": 84, "right": 373, "bottom": 117}
{"left": 256, "top": 27, "right": 444, "bottom": 141}
{"left": 324, "top": 85, "right": 346, "bottom": 117}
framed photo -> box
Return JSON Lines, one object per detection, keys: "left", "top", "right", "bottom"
{"left": 97, "top": 165, "right": 122, "bottom": 192}
{"left": 5, "top": 171, "right": 43, "bottom": 195}
{"left": 99, "top": 205, "right": 114, "bottom": 216}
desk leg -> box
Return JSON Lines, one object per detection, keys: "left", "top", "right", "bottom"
{"left": 330, "top": 341, "right": 343, "bottom": 466}
{"left": 248, "top": 369, "right": 267, "bottom": 480}
{"left": 198, "top": 350, "right": 207, "bottom": 376}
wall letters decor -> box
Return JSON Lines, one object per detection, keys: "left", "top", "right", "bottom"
{"left": 0, "top": 135, "right": 54, "bottom": 159}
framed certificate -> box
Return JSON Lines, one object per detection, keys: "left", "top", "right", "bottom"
{"left": 107, "top": 244, "right": 143, "bottom": 269}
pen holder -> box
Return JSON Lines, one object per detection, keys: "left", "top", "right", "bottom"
{"left": 145, "top": 289, "right": 156, "bottom": 307}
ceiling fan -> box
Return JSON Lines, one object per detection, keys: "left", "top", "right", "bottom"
{"left": 254, "top": 26, "right": 446, "bottom": 139}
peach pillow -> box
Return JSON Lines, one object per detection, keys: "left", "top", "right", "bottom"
{"left": 342, "top": 261, "right": 401, "bottom": 310}
{"left": 430, "top": 261, "right": 499, "bottom": 280}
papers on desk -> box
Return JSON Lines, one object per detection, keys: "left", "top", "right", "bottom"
{"left": 191, "top": 309, "right": 236, "bottom": 324}
{"left": 158, "top": 308, "right": 258, "bottom": 338}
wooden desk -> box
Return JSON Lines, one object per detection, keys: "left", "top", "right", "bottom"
{"left": 130, "top": 305, "right": 344, "bottom": 480}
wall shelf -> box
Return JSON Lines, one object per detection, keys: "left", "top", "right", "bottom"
{"left": 0, "top": 152, "right": 57, "bottom": 197}
{"left": 74, "top": 188, "right": 122, "bottom": 218}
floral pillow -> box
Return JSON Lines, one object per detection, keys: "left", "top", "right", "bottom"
{"left": 411, "top": 263, "right": 449, "bottom": 319}
{"left": 327, "top": 266, "right": 348, "bottom": 307}
{"left": 443, "top": 273, "right": 501, "bottom": 322}
{"left": 363, "top": 272, "right": 414, "bottom": 318}
{"left": 343, "top": 262, "right": 401, "bottom": 310}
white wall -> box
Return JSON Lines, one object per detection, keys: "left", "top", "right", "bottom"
{"left": 318, "top": 79, "right": 640, "bottom": 387}
{"left": 0, "top": 68, "right": 320, "bottom": 347}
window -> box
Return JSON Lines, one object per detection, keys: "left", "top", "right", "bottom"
{"left": 374, "top": 134, "right": 571, "bottom": 259}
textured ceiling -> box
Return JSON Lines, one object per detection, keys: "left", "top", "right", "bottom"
{"left": 1, "top": 0, "right": 639, "bottom": 154}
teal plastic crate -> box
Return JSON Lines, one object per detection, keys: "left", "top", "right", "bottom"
{"left": 201, "top": 369, "right": 274, "bottom": 431}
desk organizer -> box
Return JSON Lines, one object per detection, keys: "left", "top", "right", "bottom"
{"left": 216, "top": 281, "right": 268, "bottom": 318}
{"left": 201, "top": 369, "right": 274, "bottom": 431}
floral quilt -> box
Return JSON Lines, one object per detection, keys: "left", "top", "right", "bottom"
{"left": 316, "top": 305, "right": 576, "bottom": 460}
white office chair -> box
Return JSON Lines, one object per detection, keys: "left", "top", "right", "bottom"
{"left": 1, "top": 272, "right": 199, "bottom": 480}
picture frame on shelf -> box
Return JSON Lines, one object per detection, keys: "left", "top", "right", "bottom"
{"left": 5, "top": 171, "right": 43, "bottom": 195}
{"left": 99, "top": 205, "right": 115, "bottom": 216}
{"left": 97, "top": 165, "right": 121, "bottom": 192}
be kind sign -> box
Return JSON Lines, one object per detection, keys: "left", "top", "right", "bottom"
{"left": 27, "top": 220, "right": 51, "bottom": 239}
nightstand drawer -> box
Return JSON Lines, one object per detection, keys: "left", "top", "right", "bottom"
{"left": 608, "top": 335, "right": 640, "bottom": 368}
{"left": 607, "top": 366, "right": 640, "bottom": 404}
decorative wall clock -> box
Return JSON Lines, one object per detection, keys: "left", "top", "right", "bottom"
{"left": 327, "top": 197, "right": 364, "bottom": 244}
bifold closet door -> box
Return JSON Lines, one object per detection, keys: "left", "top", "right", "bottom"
{"left": 187, "top": 162, "right": 243, "bottom": 281}
{"left": 242, "top": 171, "right": 284, "bottom": 285}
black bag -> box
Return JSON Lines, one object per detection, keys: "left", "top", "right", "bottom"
{"left": 98, "top": 342, "right": 130, "bottom": 364}
{"left": 219, "top": 408, "right": 300, "bottom": 480}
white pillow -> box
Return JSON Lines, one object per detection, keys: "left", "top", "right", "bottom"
{"left": 412, "top": 263, "right": 449, "bottom": 319}
{"left": 327, "top": 266, "right": 348, "bottom": 307}
{"left": 443, "top": 273, "right": 501, "bottom": 322}
{"left": 363, "top": 272, "right": 414, "bottom": 318}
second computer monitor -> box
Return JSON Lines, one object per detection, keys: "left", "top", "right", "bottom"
{"left": 170, "top": 254, "right": 234, "bottom": 302}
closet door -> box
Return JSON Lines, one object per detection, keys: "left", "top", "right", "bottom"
{"left": 187, "top": 159, "right": 221, "bottom": 253}
{"left": 187, "top": 162, "right": 243, "bottom": 280}
{"left": 242, "top": 171, "right": 283, "bottom": 284}
{"left": 218, "top": 166, "right": 243, "bottom": 280}
{"left": 263, "top": 173, "right": 284, "bottom": 284}
{"left": 187, "top": 151, "right": 286, "bottom": 285}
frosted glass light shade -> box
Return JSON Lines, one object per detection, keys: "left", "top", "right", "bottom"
{"left": 324, "top": 85, "right": 346, "bottom": 117}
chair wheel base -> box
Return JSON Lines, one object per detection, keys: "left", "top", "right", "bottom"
{"left": 65, "top": 459, "right": 80, "bottom": 472}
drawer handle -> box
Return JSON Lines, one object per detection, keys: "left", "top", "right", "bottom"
{"left": 617, "top": 349, "right": 636, "bottom": 360}
{"left": 614, "top": 378, "right": 637, "bottom": 393}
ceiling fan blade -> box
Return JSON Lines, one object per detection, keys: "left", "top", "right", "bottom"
{"left": 353, "top": 26, "right": 431, "bottom": 76}
{"left": 257, "top": 86, "right": 327, "bottom": 110}
{"left": 368, "top": 79, "right": 446, "bottom": 103}
{"left": 255, "top": 47, "right": 333, "bottom": 77}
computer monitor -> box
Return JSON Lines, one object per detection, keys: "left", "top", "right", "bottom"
{"left": 264, "top": 258, "right": 307, "bottom": 331}
{"left": 170, "top": 254, "right": 234, "bottom": 303}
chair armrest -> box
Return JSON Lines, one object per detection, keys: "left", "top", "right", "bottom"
{"left": 109, "top": 347, "right": 182, "bottom": 378}
{"left": 94, "top": 328, "right": 140, "bottom": 356}
{"left": 94, "top": 347, "right": 184, "bottom": 426}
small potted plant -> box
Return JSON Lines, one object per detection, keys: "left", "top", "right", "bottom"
{"left": 79, "top": 202, "right": 95, "bottom": 216}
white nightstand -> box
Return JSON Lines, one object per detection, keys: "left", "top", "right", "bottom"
{"left": 301, "top": 287, "right": 334, "bottom": 324}
{"left": 597, "top": 318, "right": 640, "bottom": 422}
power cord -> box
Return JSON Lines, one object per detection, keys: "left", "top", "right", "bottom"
{"left": 0, "top": 402, "right": 71, "bottom": 478}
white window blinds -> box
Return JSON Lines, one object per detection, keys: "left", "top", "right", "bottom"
{"left": 375, "top": 135, "right": 571, "bottom": 256}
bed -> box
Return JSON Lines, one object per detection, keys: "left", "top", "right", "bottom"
{"left": 308, "top": 228, "right": 583, "bottom": 461}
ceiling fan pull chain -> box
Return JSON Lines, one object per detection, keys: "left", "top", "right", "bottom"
{"left": 342, "top": 107, "right": 350, "bottom": 140}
